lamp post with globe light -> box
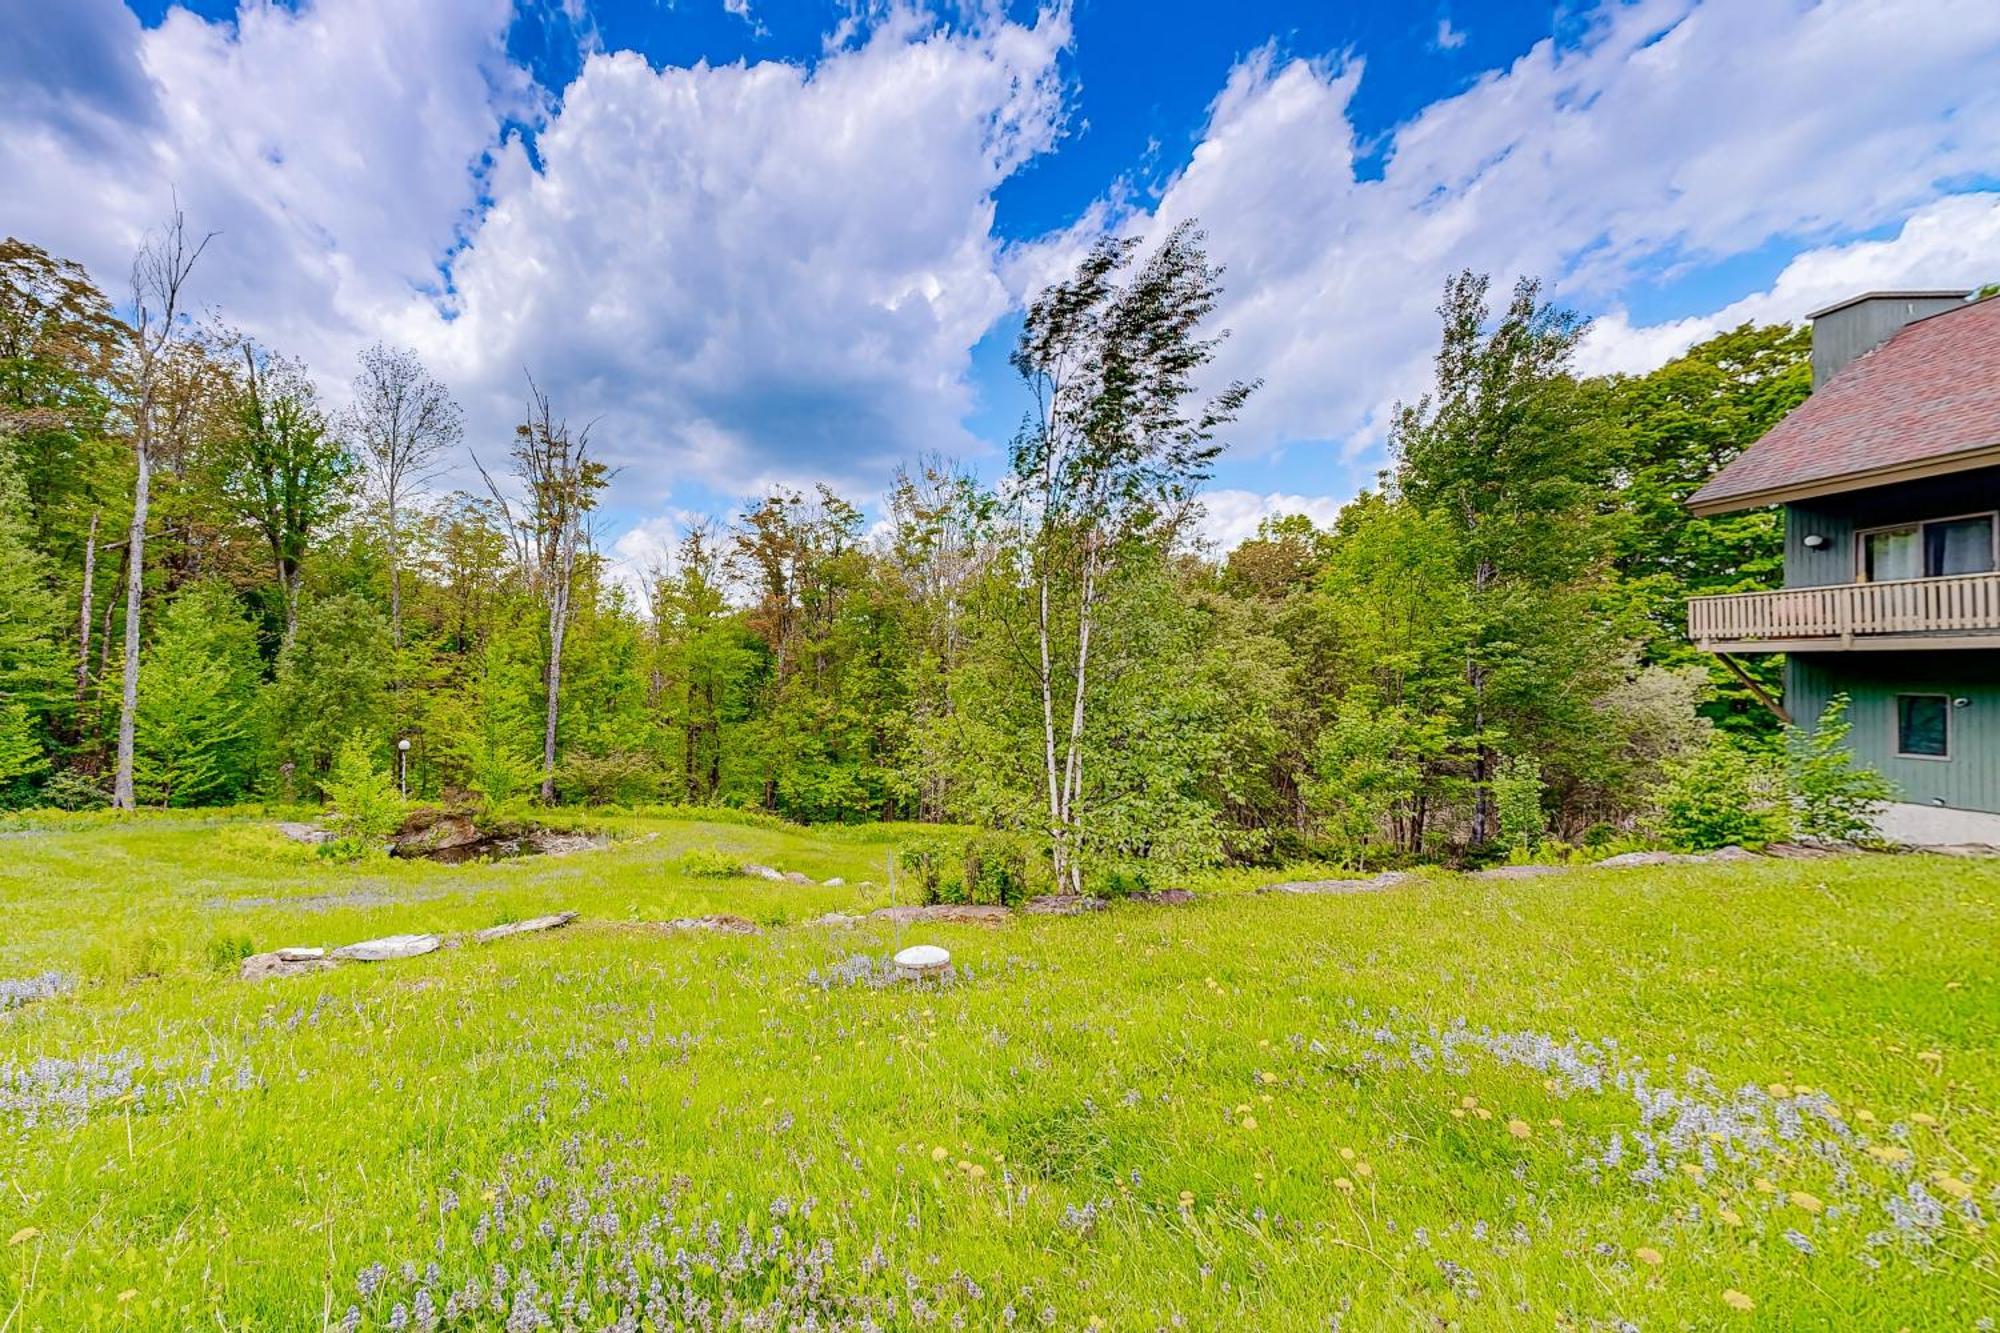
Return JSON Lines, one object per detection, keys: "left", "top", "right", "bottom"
{"left": 397, "top": 737, "right": 411, "bottom": 798}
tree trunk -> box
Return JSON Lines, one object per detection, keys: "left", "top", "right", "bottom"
{"left": 541, "top": 588, "right": 566, "bottom": 804}
{"left": 113, "top": 448, "right": 150, "bottom": 810}
{"left": 76, "top": 511, "right": 98, "bottom": 709}
{"left": 387, "top": 493, "right": 402, "bottom": 649}
{"left": 1035, "top": 563, "right": 1067, "bottom": 890}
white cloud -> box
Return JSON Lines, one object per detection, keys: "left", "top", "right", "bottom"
{"left": 1434, "top": 17, "right": 1467, "bottom": 52}
{"left": 1031, "top": 0, "right": 2000, "bottom": 496}
{"left": 1195, "top": 489, "right": 1343, "bottom": 552}
{"left": 1, "top": 0, "right": 1071, "bottom": 510}
{"left": 1576, "top": 192, "right": 2000, "bottom": 375}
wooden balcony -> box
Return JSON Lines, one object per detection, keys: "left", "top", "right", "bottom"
{"left": 1689, "top": 572, "right": 2000, "bottom": 652}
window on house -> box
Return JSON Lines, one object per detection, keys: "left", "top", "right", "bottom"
{"left": 1896, "top": 694, "right": 1950, "bottom": 759}
{"left": 1858, "top": 513, "right": 1997, "bottom": 581}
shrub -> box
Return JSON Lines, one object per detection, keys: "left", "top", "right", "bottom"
{"left": 1785, "top": 695, "right": 1897, "bottom": 846}
{"left": 559, "top": 751, "right": 663, "bottom": 807}
{"left": 898, "top": 835, "right": 966, "bottom": 905}
{"left": 205, "top": 931, "right": 255, "bottom": 973}
{"left": 38, "top": 768, "right": 108, "bottom": 812}
{"left": 322, "top": 733, "right": 404, "bottom": 859}
{"left": 675, "top": 848, "right": 742, "bottom": 878}
{"left": 1493, "top": 755, "right": 1546, "bottom": 856}
{"left": 962, "top": 830, "right": 1036, "bottom": 906}
{"left": 1650, "top": 734, "right": 1787, "bottom": 851}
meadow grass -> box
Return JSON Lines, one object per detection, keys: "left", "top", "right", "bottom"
{"left": 0, "top": 811, "right": 1995, "bottom": 1329}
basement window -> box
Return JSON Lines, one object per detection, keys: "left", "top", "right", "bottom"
{"left": 1896, "top": 694, "right": 1950, "bottom": 759}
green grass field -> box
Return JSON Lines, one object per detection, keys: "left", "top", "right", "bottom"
{"left": 1, "top": 811, "right": 1995, "bottom": 1329}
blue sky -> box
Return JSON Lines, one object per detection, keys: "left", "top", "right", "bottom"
{"left": 9, "top": 0, "right": 2000, "bottom": 569}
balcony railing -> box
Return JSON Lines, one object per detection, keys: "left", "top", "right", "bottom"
{"left": 1689, "top": 571, "right": 2000, "bottom": 648}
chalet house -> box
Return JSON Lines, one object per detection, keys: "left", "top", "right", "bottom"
{"left": 1688, "top": 290, "right": 2000, "bottom": 846}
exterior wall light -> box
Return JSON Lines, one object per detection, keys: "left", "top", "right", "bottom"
{"left": 1802, "top": 534, "right": 1828, "bottom": 548}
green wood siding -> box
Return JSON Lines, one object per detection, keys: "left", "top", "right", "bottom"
{"left": 1784, "top": 466, "right": 2000, "bottom": 588}
{"left": 1788, "top": 651, "right": 2000, "bottom": 813}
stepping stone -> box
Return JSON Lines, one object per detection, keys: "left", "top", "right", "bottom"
{"left": 893, "top": 944, "right": 950, "bottom": 979}
{"left": 869, "top": 904, "right": 1011, "bottom": 926}
{"left": 1023, "top": 894, "right": 1107, "bottom": 915}
{"left": 657, "top": 915, "right": 762, "bottom": 935}
{"left": 1473, "top": 864, "right": 1567, "bottom": 880}
{"left": 240, "top": 951, "right": 335, "bottom": 981}
{"left": 1264, "top": 872, "right": 1409, "bottom": 895}
{"left": 275, "top": 946, "right": 325, "bottom": 962}
{"left": 330, "top": 934, "right": 441, "bottom": 963}
{"left": 1594, "top": 850, "right": 1708, "bottom": 868}
{"left": 473, "top": 912, "right": 578, "bottom": 944}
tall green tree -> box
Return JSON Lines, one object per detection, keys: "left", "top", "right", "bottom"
{"left": 1391, "top": 271, "right": 1620, "bottom": 847}
{"left": 1008, "top": 222, "right": 1253, "bottom": 889}
{"left": 133, "top": 582, "right": 262, "bottom": 806}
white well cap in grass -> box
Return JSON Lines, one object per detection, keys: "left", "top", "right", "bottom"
{"left": 893, "top": 944, "right": 950, "bottom": 976}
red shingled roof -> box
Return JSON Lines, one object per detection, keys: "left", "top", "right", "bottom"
{"left": 1688, "top": 295, "right": 2000, "bottom": 515}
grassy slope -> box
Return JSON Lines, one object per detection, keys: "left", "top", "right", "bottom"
{"left": 0, "top": 812, "right": 1995, "bottom": 1329}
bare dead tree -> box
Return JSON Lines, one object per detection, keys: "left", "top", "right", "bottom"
{"left": 346, "top": 344, "right": 462, "bottom": 647}
{"left": 113, "top": 204, "right": 213, "bottom": 811}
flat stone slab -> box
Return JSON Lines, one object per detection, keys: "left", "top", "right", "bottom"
{"left": 275, "top": 946, "right": 325, "bottom": 961}
{"left": 1133, "top": 889, "right": 1197, "bottom": 906}
{"left": 1263, "top": 872, "right": 1410, "bottom": 895}
{"left": 1594, "top": 850, "right": 1710, "bottom": 868}
{"left": 473, "top": 912, "right": 577, "bottom": 944}
{"left": 241, "top": 951, "right": 336, "bottom": 981}
{"left": 330, "top": 934, "right": 442, "bottom": 963}
{"left": 869, "top": 904, "right": 1011, "bottom": 926}
{"left": 1763, "top": 841, "right": 1837, "bottom": 859}
{"left": 655, "top": 914, "right": 762, "bottom": 935}
{"left": 1023, "top": 894, "right": 1107, "bottom": 916}
{"left": 1473, "top": 864, "right": 1568, "bottom": 880}
{"left": 781, "top": 871, "right": 814, "bottom": 885}
{"left": 741, "top": 864, "right": 785, "bottom": 881}
{"left": 275, "top": 822, "right": 333, "bottom": 845}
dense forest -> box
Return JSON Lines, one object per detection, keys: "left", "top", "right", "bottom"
{"left": 0, "top": 216, "right": 1817, "bottom": 879}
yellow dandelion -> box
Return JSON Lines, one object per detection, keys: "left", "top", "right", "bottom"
{"left": 1635, "top": 1246, "right": 1664, "bottom": 1266}
{"left": 1767, "top": 1083, "right": 1789, "bottom": 1098}
{"left": 931, "top": 1146, "right": 949, "bottom": 1162}
{"left": 1548, "top": 1118, "right": 1564, "bottom": 1128}
{"left": 1088, "top": 1318, "right": 1106, "bottom": 1331}
{"left": 1789, "top": 1190, "right": 1824, "bottom": 1214}
{"left": 1507, "top": 1118, "right": 1533, "bottom": 1140}
{"left": 1241, "top": 1115, "right": 1258, "bottom": 1130}
{"left": 1681, "top": 1163, "right": 1705, "bottom": 1179}
{"left": 1260, "top": 1071, "right": 1278, "bottom": 1084}
{"left": 1339, "top": 1147, "right": 1355, "bottom": 1161}
{"left": 1460, "top": 1095, "right": 1478, "bottom": 1109}
{"left": 1354, "top": 1162, "right": 1373, "bottom": 1178}
{"left": 1754, "top": 1177, "right": 1778, "bottom": 1194}
{"left": 1260, "top": 1094, "right": 1274, "bottom": 1105}
{"left": 1855, "top": 1109, "right": 1876, "bottom": 1124}
{"left": 7, "top": 1227, "right": 37, "bottom": 1247}
{"left": 1792, "top": 1084, "right": 1814, "bottom": 1097}
{"left": 1333, "top": 1177, "right": 1354, "bottom": 1192}
{"left": 1718, "top": 1207, "right": 1743, "bottom": 1227}
{"left": 1721, "top": 1289, "right": 1754, "bottom": 1312}
{"left": 761, "top": 1096, "right": 775, "bottom": 1107}
{"left": 1234, "top": 1103, "right": 1251, "bottom": 1114}
{"left": 1916, "top": 1050, "right": 1942, "bottom": 1066}
{"left": 117, "top": 1290, "right": 137, "bottom": 1304}
{"left": 1474, "top": 1107, "right": 1493, "bottom": 1121}
{"left": 1910, "top": 1112, "right": 1939, "bottom": 1127}
{"left": 1178, "top": 1190, "right": 1195, "bottom": 1208}
{"left": 1866, "top": 1145, "right": 1910, "bottom": 1164}
{"left": 1450, "top": 1108, "right": 1467, "bottom": 1120}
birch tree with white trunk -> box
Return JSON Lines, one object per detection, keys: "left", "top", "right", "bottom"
{"left": 347, "top": 345, "right": 462, "bottom": 649}
{"left": 1007, "top": 221, "right": 1253, "bottom": 892}
{"left": 113, "top": 207, "right": 211, "bottom": 811}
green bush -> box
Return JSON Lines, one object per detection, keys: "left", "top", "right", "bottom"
{"left": 899, "top": 834, "right": 966, "bottom": 905}
{"left": 962, "top": 830, "right": 1037, "bottom": 906}
{"left": 1493, "top": 755, "right": 1546, "bottom": 856}
{"left": 205, "top": 931, "right": 255, "bottom": 973}
{"left": 1650, "top": 733, "right": 1787, "bottom": 851}
{"left": 1784, "top": 695, "right": 1897, "bottom": 846}
{"left": 38, "top": 768, "right": 109, "bottom": 812}
{"left": 675, "top": 848, "right": 743, "bottom": 878}
{"left": 322, "top": 733, "right": 404, "bottom": 860}
{"left": 559, "top": 751, "right": 663, "bottom": 806}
